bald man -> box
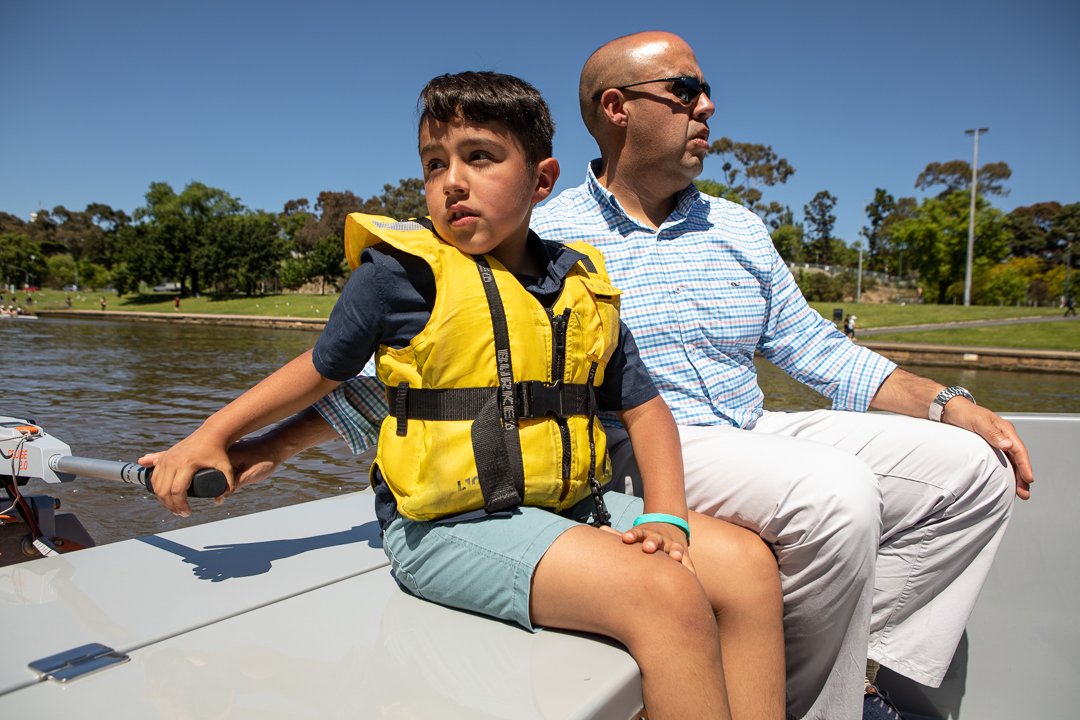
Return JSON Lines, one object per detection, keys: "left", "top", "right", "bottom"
{"left": 221, "top": 32, "right": 1030, "bottom": 720}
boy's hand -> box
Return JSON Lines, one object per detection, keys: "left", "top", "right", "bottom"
{"left": 622, "top": 522, "right": 695, "bottom": 574}
{"left": 138, "top": 430, "right": 235, "bottom": 517}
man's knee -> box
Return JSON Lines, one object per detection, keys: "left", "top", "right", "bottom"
{"left": 949, "top": 430, "right": 1015, "bottom": 521}
{"left": 783, "top": 456, "right": 882, "bottom": 552}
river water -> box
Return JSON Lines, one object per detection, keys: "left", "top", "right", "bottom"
{"left": 4, "top": 317, "right": 1078, "bottom": 546}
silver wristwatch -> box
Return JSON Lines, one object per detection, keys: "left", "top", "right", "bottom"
{"left": 929, "top": 386, "right": 976, "bottom": 422}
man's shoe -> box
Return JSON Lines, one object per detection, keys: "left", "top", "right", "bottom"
{"left": 863, "top": 683, "right": 904, "bottom": 719}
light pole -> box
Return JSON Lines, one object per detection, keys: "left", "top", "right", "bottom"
{"left": 855, "top": 243, "right": 863, "bottom": 304}
{"left": 963, "top": 127, "right": 989, "bottom": 306}
{"left": 1065, "top": 237, "right": 1074, "bottom": 304}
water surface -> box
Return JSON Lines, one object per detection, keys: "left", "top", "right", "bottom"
{"left": 4, "top": 317, "right": 1077, "bottom": 546}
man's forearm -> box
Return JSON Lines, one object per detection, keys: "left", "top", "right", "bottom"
{"left": 868, "top": 368, "right": 944, "bottom": 419}
{"left": 255, "top": 406, "right": 342, "bottom": 462}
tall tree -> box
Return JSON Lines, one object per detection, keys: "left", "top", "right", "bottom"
{"left": 196, "top": 212, "right": 288, "bottom": 295}
{"left": 803, "top": 190, "right": 838, "bottom": 265}
{"left": 132, "top": 181, "right": 245, "bottom": 294}
{"left": 705, "top": 138, "right": 794, "bottom": 227}
{"left": 889, "top": 191, "right": 1009, "bottom": 303}
{"left": 363, "top": 178, "right": 426, "bottom": 219}
{"left": 1005, "top": 202, "right": 1062, "bottom": 259}
{"left": 860, "top": 189, "right": 917, "bottom": 273}
{"left": 915, "top": 160, "right": 1012, "bottom": 197}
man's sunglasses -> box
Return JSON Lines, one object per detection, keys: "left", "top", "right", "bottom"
{"left": 591, "top": 76, "right": 712, "bottom": 105}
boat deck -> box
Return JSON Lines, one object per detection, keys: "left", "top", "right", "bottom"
{"left": 1, "top": 413, "right": 1076, "bottom": 718}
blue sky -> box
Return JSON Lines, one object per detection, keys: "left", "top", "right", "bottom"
{"left": 2, "top": 1, "right": 1077, "bottom": 245}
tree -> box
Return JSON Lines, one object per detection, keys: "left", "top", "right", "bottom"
{"left": 1005, "top": 202, "right": 1060, "bottom": 259}
{"left": 859, "top": 189, "right": 915, "bottom": 273}
{"left": 705, "top": 138, "right": 794, "bottom": 226}
{"left": 298, "top": 190, "right": 363, "bottom": 251}
{"left": 770, "top": 223, "right": 804, "bottom": 262}
{"left": 803, "top": 190, "right": 837, "bottom": 265}
{"left": 132, "top": 181, "right": 245, "bottom": 294}
{"left": 195, "top": 212, "right": 288, "bottom": 295}
{"left": 915, "top": 160, "right": 1011, "bottom": 197}
{"left": 306, "top": 235, "right": 347, "bottom": 294}
{"left": 363, "top": 178, "right": 426, "bottom": 219}
{"left": 0, "top": 233, "right": 47, "bottom": 289}
{"left": 889, "top": 191, "right": 1009, "bottom": 303}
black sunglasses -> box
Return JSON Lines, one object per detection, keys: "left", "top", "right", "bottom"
{"left": 591, "top": 75, "right": 712, "bottom": 105}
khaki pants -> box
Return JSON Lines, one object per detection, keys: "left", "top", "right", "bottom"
{"left": 609, "top": 409, "right": 1014, "bottom": 720}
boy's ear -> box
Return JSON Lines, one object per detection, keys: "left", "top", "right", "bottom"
{"left": 531, "top": 157, "right": 560, "bottom": 204}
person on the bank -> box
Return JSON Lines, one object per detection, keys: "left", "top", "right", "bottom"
{"left": 181, "top": 31, "right": 1031, "bottom": 720}
{"left": 142, "top": 70, "right": 785, "bottom": 720}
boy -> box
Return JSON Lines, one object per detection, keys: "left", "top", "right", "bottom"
{"left": 144, "top": 72, "right": 784, "bottom": 719}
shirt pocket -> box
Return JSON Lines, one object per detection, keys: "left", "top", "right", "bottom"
{"left": 701, "top": 273, "right": 767, "bottom": 349}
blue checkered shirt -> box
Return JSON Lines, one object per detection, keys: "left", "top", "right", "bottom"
{"left": 314, "top": 161, "right": 896, "bottom": 452}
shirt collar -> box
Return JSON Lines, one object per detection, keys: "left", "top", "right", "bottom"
{"left": 525, "top": 229, "right": 589, "bottom": 295}
{"left": 584, "top": 159, "right": 706, "bottom": 229}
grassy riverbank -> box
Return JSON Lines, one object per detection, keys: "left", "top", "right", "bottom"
{"left": 18, "top": 289, "right": 1077, "bottom": 350}
{"left": 869, "top": 323, "right": 1080, "bottom": 352}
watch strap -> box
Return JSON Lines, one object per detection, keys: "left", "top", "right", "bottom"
{"left": 929, "top": 386, "right": 976, "bottom": 422}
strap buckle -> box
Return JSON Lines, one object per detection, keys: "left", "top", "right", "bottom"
{"left": 516, "top": 381, "right": 565, "bottom": 418}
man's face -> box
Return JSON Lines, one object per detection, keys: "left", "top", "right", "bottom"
{"left": 621, "top": 40, "right": 715, "bottom": 188}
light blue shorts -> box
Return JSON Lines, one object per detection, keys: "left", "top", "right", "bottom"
{"left": 383, "top": 489, "right": 643, "bottom": 630}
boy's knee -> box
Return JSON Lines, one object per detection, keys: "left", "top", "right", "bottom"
{"left": 639, "top": 560, "right": 717, "bottom": 635}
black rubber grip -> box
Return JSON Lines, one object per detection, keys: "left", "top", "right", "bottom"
{"left": 142, "top": 467, "right": 228, "bottom": 498}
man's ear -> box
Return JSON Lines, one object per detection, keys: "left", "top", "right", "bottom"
{"left": 532, "top": 157, "right": 560, "bottom": 203}
{"left": 597, "top": 88, "right": 629, "bottom": 128}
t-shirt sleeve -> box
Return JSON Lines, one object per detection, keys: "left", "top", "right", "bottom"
{"left": 311, "top": 257, "right": 387, "bottom": 382}
{"left": 595, "top": 321, "right": 658, "bottom": 411}
{"left": 311, "top": 245, "right": 436, "bottom": 382}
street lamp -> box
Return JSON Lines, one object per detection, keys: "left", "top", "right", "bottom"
{"left": 963, "top": 128, "right": 989, "bottom": 306}
{"left": 1065, "top": 236, "right": 1074, "bottom": 304}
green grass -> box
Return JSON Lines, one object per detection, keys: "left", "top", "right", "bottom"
{"left": 870, "top": 322, "right": 1080, "bottom": 352}
{"left": 808, "top": 302, "right": 1061, "bottom": 329}
{"left": 24, "top": 289, "right": 341, "bottom": 317}
{"left": 20, "top": 289, "right": 1077, "bottom": 350}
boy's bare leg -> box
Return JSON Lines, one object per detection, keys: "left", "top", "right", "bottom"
{"left": 688, "top": 512, "right": 786, "bottom": 719}
{"left": 531, "top": 525, "right": 731, "bottom": 720}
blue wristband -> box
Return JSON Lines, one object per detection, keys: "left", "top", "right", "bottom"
{"left": 632, "top": 513, "right": 690, "bottom": 542}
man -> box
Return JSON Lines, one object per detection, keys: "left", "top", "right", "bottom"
{"left": 223, "top": 32, "right": 1032, "bottom": 720}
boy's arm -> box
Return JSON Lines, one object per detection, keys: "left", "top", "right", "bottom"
{"left": 617, "top": 395, "right": 693, "bottom": 570}
{"left": 140, "top": 350, "right": 341, "bottom": 516}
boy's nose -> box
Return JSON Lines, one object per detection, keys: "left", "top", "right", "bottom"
{"left": 443, "top": 163, "right": 468, "bottom": 195}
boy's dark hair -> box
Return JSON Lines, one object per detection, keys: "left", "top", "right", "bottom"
{"left": 419, "top": 71, "right": 554, "bottom": 169}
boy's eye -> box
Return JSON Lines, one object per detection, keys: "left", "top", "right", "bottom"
{"left": 469, "top": 150, "right": 494, "bottom": 163}
{"left": 423, "top": 159, "right": 445, "bottom": 175}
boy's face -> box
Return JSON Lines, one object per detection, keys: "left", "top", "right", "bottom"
{"left": 419, "top": 116, "right": 557, "bottom": 271}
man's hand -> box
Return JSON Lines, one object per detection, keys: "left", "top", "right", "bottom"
{"left": 943, "top": 399, "right": 1033, "bottom": 500}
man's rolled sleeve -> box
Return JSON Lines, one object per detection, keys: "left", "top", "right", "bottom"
{"left": 313, "top": 371, "right": 387, "bottom": 454}
{"left": 760, "top": 255, "right": 897, "bottom": 412}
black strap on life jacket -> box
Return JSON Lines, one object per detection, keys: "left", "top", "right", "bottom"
{"left": 386, "top": 382, "right": 595, "bottom": 422}
{"left": 584, "top": 361, "right": 610, "bottom": 527}
{"left": 468, "top": 255, "right": 527, "bottom": 513}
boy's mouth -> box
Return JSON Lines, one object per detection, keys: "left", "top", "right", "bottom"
{"left": 448, "top": 206, "right": 478, "bottom": 225}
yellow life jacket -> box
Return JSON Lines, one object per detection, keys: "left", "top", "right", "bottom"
{"left": 344, "top": 213, "right": 621, "bottom": 522}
